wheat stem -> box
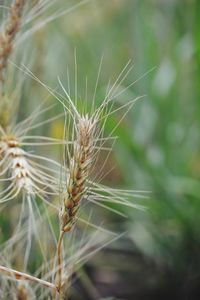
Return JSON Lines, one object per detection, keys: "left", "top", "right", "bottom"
{"left": 0, "top": 265, "right": 56, "bottom": 290}
{"left": 55, "top": 230, "right": 65, "bottom": 294}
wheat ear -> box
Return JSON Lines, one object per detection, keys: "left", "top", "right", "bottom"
{"left": 0, "top": 0, "right": 25, "bottom": 88}
{"left": 61, "top": 115, "right": 96, "bottom": 232}
{"left": 55, "top": 114, "right": 97, "bottom": 296}
{"left": 0, "top": 134, "right": 59, "bottom": 202}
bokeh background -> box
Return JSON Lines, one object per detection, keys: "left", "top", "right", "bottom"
{"left": 2, "top": 0, "right": 200, "bottom": 299}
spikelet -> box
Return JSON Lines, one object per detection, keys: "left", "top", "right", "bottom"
{"left": 61, "top": 114, "right": 97, "bottom": 232}
{"left": 17, "top": 284, "right": 29, "bottom": 300}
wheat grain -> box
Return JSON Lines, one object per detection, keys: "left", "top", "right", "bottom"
{"left": 17, "top": 284, "right": 29, "bottom": 300}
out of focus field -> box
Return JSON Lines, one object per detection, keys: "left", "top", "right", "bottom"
{"left": 2, "top": 0, "right": 200, "bottom": 299}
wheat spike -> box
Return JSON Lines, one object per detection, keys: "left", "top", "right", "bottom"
{"left": 61, "top": 114, "right": 97, "bottom": 232}
{"left": 0, "top": 0, "right": 26, "bottom": 87}
{"left": 0, "top": 134, "right": 59, "bottom": 203}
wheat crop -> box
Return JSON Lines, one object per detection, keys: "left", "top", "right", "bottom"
{"left": 0, "top": 1, "right": 147, "bottom": 299}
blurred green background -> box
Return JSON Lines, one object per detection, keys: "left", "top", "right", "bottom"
{"left": 3, "top": 0, "right": 200, "bottom": 299}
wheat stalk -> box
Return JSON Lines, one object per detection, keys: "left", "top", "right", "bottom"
{"left": 55, "top": 113, "right": 97, "bottom": 296}
{"left": 0, "top": 265, "right": 56, "bottom": 291}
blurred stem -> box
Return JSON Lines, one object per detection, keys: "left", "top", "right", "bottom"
{"left": 0, "top": 265, "right": 56, "bottom": 290}
{"left": 55, "top": 230, "right": 65, "bottom": 299}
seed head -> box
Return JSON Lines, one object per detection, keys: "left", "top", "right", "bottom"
{"left": 0, "top": 133, "right": 59, "bottom": 203}
{"left": 61, "top": 115, "right": 97, "bottom": 232}
{"left": 0, "top": 0, "right": 26, "bottom": 86}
